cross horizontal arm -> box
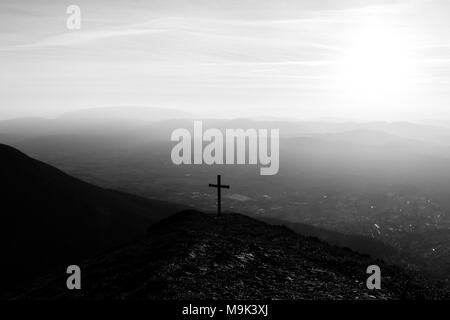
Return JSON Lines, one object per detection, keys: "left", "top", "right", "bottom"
{"left": 209, "top": 184, "right": 230, "bottom": 188}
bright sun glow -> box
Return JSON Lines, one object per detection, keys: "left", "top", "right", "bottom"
{"left": 336, "top": 25, "right": 418, "bottom": 102}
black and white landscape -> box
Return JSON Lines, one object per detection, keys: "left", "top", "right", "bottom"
{"left": 1, "top": 111, "right": 450, "bottom": 299}
{"left": 1, "top": 0, "right": 450, "bottom": 301}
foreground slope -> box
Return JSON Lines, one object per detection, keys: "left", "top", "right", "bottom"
{"left": 17, "top": 211, "right": 444, "bottom": 299}
{"left": 0, "top": 144, "right": 184, "bottom": 293}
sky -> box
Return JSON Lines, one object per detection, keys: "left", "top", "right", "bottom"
{"left": 1, "top": 0, "right": 450, "bottom": 121}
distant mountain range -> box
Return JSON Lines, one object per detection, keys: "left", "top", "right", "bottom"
{"left": 58, "top": 106, "right": 195, "bottom": 122}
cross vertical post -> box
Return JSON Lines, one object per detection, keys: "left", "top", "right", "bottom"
{"left": 209, "top": 174, "right": 230, "bottom": 215}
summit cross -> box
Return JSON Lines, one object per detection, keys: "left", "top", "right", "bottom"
{"left": 208, "top": 175, "right": 230, "bottom": 215}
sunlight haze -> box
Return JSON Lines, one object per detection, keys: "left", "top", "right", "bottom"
{"left": 1, "top": 0, "right": 450, "bottom": 121}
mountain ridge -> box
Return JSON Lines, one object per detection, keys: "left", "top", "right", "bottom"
{"left": 0, "top": 143, "right": 185, "bottom": 293}
{"left": 13, "top": 210, "right": 446, "bottom": 300}
{"left": 1, "top": 144, "right": 447, "bottom": 299}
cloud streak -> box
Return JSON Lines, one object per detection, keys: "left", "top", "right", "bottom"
{"left": 1, "top": 0, "right": 450, "bottom": 121}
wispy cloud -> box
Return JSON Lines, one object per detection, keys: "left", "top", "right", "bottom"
{"left": 1, "top": 0, "right": 450, "bottom": 120}
{"left": 0, "top": 28, "right": 166, "bottom": 50}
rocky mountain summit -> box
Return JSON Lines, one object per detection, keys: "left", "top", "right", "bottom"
{"left": 16, "top": 210, "right": 445, "bottom": 300}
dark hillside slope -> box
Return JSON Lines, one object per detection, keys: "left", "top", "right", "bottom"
{"left": 17, "top": 211, "right": 445, "bottom": 300}
{"left": 0, "top": 144, "right": 184, "bottom": 293}
{"left": 256, "top": 216, "right": 398, "bottom": 259}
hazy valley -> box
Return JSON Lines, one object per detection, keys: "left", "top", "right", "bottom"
{"left": 2, "top": 108, "right": 450, "bottom": 284}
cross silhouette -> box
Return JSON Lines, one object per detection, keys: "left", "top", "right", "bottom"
{"left": 209, "top": 175, "right": 230, "bottom": 215}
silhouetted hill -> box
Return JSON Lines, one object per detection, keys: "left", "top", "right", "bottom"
{"left": 16, "top": 210, "right": 445, "bottom": 299}
{"left": 0, "top": 144, "right": 184, "bottom": 294}
{"left": 255, "top": 216, "right": 398, "bottom": 259}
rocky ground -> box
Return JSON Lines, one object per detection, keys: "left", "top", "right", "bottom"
{"left": 14, "top": 210, "right": 447, "bottom": 300}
